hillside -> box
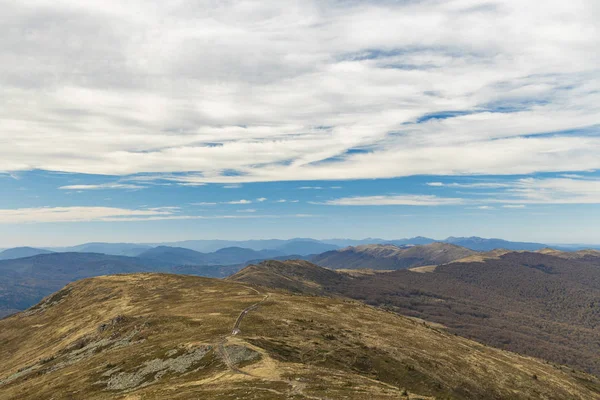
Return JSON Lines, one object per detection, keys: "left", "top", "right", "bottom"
{"left": 312, "top": 243, "right": 476, "bottom": 270}
{"left": 0, "top": 247, "right": 54, "bottom": 261}
{"left": 0, "top": 253, "right": 243, "bottom": 317}
{"left": 229, "top": 259, "right": 350, "bottom": 295}
{"left": 139, "top": 246, "right": 283, "bottom": 266}
{"left": 232, "top": 253, "right": 600, "bottom": 376}
{"left": 138, "top": 246, "right": 212, "bottom": 265}
{"left": 537, "top": 248, "right": 600, "bottom": 261}
{"left": 1, "top": 274, "right": 599, "bottom": 399}
{"left": 57, "top": 243, "right": 152, "bottom": 257}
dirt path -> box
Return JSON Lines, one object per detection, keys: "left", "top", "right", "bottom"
{"left": 216, "top": 288, "right": 327, "bottom": 399}
{"left": 217, "top": 288, "right": 269, "bottom": 374}
{"left": 231, "top": 292, "right": 270, "bottom": 335}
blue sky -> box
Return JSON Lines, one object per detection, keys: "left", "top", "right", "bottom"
{"left": 2, "top": 170, "right": 600, "bottom": 246}
{"left": 0, "top": 1, "right": 599, "bottom": 246}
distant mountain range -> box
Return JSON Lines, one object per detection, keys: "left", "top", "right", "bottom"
{"left": 3, "top": 236, "right": 597, "bottom": 259}
{"left": 48, "top": 242, "right": 153, "bottom": 257}
{"left": 0, "top": 247, "right": 55, "bottom": 261}
{"left": 137, "top": 246, "right": 285, "bottom": 266}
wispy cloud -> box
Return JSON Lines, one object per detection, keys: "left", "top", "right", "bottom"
{"left": 256, "top": 197, "right": 268, "bottom": 202}
{"left": 59, "top": 183, "right": 144, "bottom": 190}
{"left": 499, "top": 177, "right": 600, "bottom": 204}
{"left": 435, "top": 177, "right": 600, "bottom": 205}
{"left": 426, "top": 182, "right": 512, "bottom": 189}
{"left": 0, "top": 206, "right": 174, "bottom": 224}
{"left": 0, "top": 172, "right": 20, "bottom": 180}
{"left": 225, "top": 199, "right": 252, "bottom": 205}
{"left": 223, "top": 184, "right": 242, "bottom": 189}
{"left": 236, "top": 209, "right": 257, "bottom": 213}
{"left": 0, "top": 206, "right": 317, "bottom": 224}
{"left": 318, "top": 195, "right": 465, "bottom": 206}
{"left": 177, "top": 183, "right": 206, "bottom": 187}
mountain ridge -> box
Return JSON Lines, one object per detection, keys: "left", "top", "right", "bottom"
{"left": 1, "top": 273, "right": 598, "bottom": 399}
{"left": 0, "top": 247, "right": 55, "bottom": 261}
{"left": 311, "top": 242, "right": 476, "bottom": 270}
{"left": 232, "top": 252, "right": 600, "bottom": 376}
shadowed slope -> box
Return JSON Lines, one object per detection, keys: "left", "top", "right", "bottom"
{"left": 312, "top": 242, "right": 476, "bottom": 270}
{"left": 229, "top": 259, "right": 350, "bottom": 295}
{"left": 232, "top": 254, "right": 600, "bottom": 377}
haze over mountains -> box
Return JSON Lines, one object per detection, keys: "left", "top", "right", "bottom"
{"left": 2, "top": 235, "right": 598, "bottom": 260}
{"left": 2, "top": 236, "right": 600, "bottom": 318}
{"left": 1, "top": 237, "right": 600, "bottom": 398}
{"left": 0, "top": 247, "right": 54, "bottom": 261}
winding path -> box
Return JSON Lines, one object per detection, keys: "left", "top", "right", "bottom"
{"left": 214, "top": 288, "right": 328, "bottom": 399}
{"left": 217, "top": 287, "right": 269, "bottom": 375}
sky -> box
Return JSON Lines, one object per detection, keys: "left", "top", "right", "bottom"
{"left": 0, "top": 0, "right": 599, "bottom": 246}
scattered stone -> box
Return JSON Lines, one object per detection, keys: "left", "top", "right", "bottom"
{"left": 104, "top": 346, "right": 212, "bottom": 391}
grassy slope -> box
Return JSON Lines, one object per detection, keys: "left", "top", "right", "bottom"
{"left": 312, "top": 243, "right": 475, "bottom": 270}
{"left": 232, "top": 255, "right": 600, "bottom": 377}
{"left": 1, "top": 273, "right": 599, "bottom": 399}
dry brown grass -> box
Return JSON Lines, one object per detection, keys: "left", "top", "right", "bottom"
{"left": 0, "top": 273, "right": 598, "bottom": 399}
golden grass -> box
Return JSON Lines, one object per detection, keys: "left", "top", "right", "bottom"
{"left": 0, "top": 273, "right": 598, "bottom": 400}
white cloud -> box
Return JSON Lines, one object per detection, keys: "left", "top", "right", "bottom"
{"left": 225, "top": 199, "right": 252, "bottom": 204}
{"left": 0, "top": 1, "right": 597, "bottom": 182}
{"left": 427, "top": 182, "right": 512, "bottom": 189}
{"left": 59, "top": 183, "right": 144, "bottom": 190}
{"left": 0, "top": 206, "right": 317, "bottom": 224}
{"left": 476, "top": 206, "right": 495, "bottom": 210}
{"left": 319, "top": 195, "right": 465, "bottom": 206}
{"left": 299, "top": 186, "right": 323, "bottom": 190}
{"left": 0, "top": 206, "right": 174, "bottom": 223}
{"left": 275, "top": 199, "right": 287, "bottom": 203}
{"left": 236, "top": 209, "right": 257, "bottom": 213}
{"left": 223, "top": 184, "right": 242, "bottom": 189}
{"left": 450, "top": 177, "right": 600, "bottom": 205}
{"left": 560, "top": 174, "right": 585, "bottom": 179}
{"left": 191, "top": 199, "right": 253, "bottom": 205}
{"left": 177, "top": 183, "right": 206, "bottom": 187}
{"left": 500, "top": 177, "right": 600, "bottom": 204}
{"left": 256, "top": 197, "right": 268, "bottom": 202}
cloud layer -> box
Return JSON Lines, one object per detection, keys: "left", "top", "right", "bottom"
{"left": 0, "top": 0, "right": 598, "bottom": 183}
{"left": 0, "top": 206, "right": 317, "bottom": 224}
{"left": 324, "top": 176, "right": 600, "bottom": 207}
